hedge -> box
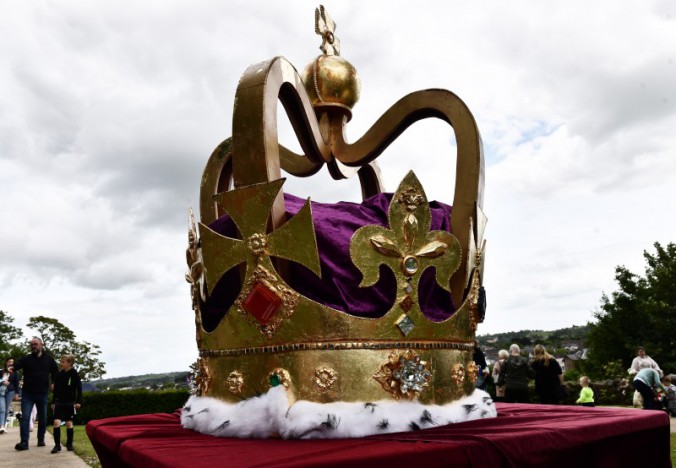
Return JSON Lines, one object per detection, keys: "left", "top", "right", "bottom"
{"left": 68, "top": 389, "right": 190, "bottom": 424}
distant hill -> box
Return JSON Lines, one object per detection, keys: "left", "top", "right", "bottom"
{"left": 92, "top": 371, "right": 190, "bottom": 390}
{"left": 478, "top": 324, "right": 592, "bottom": 362}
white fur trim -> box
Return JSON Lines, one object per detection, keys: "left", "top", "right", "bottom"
{"left": 181, "top": 388, "right": 497, "bottom": 439}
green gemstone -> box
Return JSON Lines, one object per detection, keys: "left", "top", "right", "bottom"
{"left": 269, "top": 373, "right": 282, "bottom": 387}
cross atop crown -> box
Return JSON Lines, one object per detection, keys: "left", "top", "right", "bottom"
{"left": 315, "top": 5, "right": 340, "bottom": 56}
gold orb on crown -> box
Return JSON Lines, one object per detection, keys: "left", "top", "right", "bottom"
{"left": 301, "top": 55, "right": 360, "bottom": 110}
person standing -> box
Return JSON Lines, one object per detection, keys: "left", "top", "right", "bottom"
{"left": 497, "top": 344, "right": 535, "bottom": 403}
{"left": 576, "top": 376, "right": 595, "bottom": 407}
{"left": 531, "top": 344, "right": 564, "bottom": 404}
{"left": 0, "top": 365, "right": 8, "bottom": 433}
{"left": 51, "top": 355, "right": 82, "bottom": 453}
{"left": 633, "top": 367, "right": 667, "bottom": 410}
{"left": 1, "top": 358, "right": 20, "bottom": 434}
{"left": 12, "top": 337, "right": 58, "bottom": 451}
{"left": 661, "top": 376, "right": 676, "bottom": 417}
{"left": 629, "top": 347, "right": 662, "bottom": 375}
{"left": 492, "top": 349, "right": 509, "bottom": 402}
{"left": 473, "top": 341, "right": 489, "bottom": 391}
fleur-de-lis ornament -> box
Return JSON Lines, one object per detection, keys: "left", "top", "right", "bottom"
{"left": 350, "top": 171, "right": 461, "bottom": 333}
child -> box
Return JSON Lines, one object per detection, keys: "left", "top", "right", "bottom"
{"left": 50, "top": 355, "right": 82, "bottom": 454}
{"left": 660, "top": 376, "right": 675, "bottom": 417}
{"left": 576, "top": 376, "right": 595, "bottom": 407}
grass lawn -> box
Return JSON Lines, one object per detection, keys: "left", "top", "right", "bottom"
{"left": 48, "top": 425, "right": 101, "bottom": 467}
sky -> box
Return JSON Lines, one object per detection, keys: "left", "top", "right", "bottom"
{"left": 1, "top": 1, "right": 674, "bottom": 378}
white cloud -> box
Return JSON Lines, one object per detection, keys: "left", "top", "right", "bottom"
{"left": 1, "top": 1, "right": 674, "bottom": 376}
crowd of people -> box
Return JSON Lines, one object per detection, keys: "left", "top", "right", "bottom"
{"left": 0, "top": 337, "right": 83, "bottom": 454}
{"left": 476, "top": 342, "right": 674, "bottom": 415}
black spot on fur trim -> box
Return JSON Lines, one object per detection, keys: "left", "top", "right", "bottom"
{"left": 183, "top": 406, "right": 191, "bottom": 413}
{"left": 378, "top": 419, "right": 389, "bottom": 429}
{"left": 216, "top": 420, "right": 230, "bottom": 431}
{"left": 409, "top": 422, "right": 421, "bottom": 431}
{"left": 463, "top": 404, "right": 478, "bottom": 414}
{"left": 320, "top": 414, "right": 340, "bottom": 431}
{"left": 481, "top": 410, "right": 489, "bottom": 417}
{"left": 483, "top": 396, "right": 493, "bottom": 406}
{"left": 196, "top": 408, "right": 209, "bottom": 415}
{"left": 420, "top": 410, "right": 437, "bottom": 426}
{"left": 364, "top": 402, "right": 378, "bottom": 413}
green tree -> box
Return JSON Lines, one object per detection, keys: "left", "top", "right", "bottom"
{"left": 26, "top": 316, "right": 106, "bottom": 381}
{"left": 0, "top": 310, "right": 26, "bottom": 360}
{"left": 586, "top": 242, "right": 676, "bottom": 377}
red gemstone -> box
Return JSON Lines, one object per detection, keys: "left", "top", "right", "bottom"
{"left": 242, "top": 282, "right": 282, "bottom": 325}
{"left": 399, "top": 296, "right": 415, "bottom": 312}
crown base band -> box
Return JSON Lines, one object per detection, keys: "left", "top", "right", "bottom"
{"left": 198, "top": 347, "right": 478, "bottom": 404}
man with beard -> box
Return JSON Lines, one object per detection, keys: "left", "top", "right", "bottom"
{"left": 13, "top": 337, "right": 58, "bottom": 451}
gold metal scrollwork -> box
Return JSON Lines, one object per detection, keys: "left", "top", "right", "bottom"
{"left": 185, "top": 208, "right": 207, "bottom": 312}
{"left": 226, "top": 371, "right": 244, "bottom": 396}
{"left": 451, "top": 363, "right": 465, "bottom": 386}
{"left": 466, "top": 361, "right": 479, "bottom": 384}
{"left": 195, "top": 357, "right": 211, "bottom": 396}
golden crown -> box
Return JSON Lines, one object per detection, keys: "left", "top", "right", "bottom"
{"left": 186, "top": 6, "right": 486, "bottom": 405}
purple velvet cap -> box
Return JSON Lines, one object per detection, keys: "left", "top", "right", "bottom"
{"left": 200, "top": 193, "right": 456, "bottom": 332}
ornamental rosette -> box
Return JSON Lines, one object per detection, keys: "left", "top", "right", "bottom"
{"left": 314, "top": 366, "right": 338, "bottom": 392}
{"left": 247, "top": 233, "right": 269, "bottom": 257}
{"left": 373, "top": 349, "right": 431, "bottom": 400}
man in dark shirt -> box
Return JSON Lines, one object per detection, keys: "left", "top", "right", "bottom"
{"left": 13, "top": 337, "right": 58, "bottom": 451}
{"left": 497, "top": 343, "right": 535, "bottom": 403}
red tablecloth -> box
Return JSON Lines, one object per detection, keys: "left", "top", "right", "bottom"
{"left": 86, "top": 403, "right": 671, "bottom": 467}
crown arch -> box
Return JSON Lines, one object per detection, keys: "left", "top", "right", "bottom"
{"left": 201, "top": 56, "right": 483, "bottom": 305}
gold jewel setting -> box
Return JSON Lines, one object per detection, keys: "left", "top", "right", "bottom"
{"left": 373, "top": 349, "right": 432, "bottom": 400}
